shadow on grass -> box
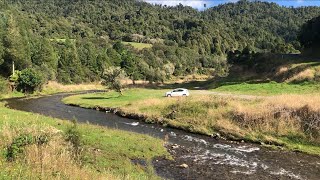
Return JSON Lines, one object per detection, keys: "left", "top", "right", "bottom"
{"left": 125, "top": 80, "right": 213, "bottom": 90}
{"left": 82, "top": 96, "right": 120, "bottom": 100}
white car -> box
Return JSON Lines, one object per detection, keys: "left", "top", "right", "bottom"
{"left": 165, "top": 88, "right": 189, "bottom": 97}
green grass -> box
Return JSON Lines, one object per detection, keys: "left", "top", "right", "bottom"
{"left": 63, "top": 88, "right": 167, "bottom": 108}
{"left": 0, "top": 102, "right": 169, "bottom": 179}
{"left": 290, "top": 61, "right": 320, "bottom": 69}
{"left": 0, "top": 91, "right": 25, "bottom": 99}
{"left": 122, "top": 42, "right": 153, "bottom": 50}
{"left": 212, "top": 82, "right": 320, "bottom": 95}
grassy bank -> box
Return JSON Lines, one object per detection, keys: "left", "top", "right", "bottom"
{"left": 0, "top": 102, "right": 169, "bottom": 179}
{"left": 41, "top": 81, "right": 105, "bottom": 95}
{"left": 212, "top": 82, "right": 320, "bottom": 95}
{"left": 0, "top": 81, "right": 105, "bottom": 100}
{"left": 63, "top": 89, "right": 320, "bottom": 155}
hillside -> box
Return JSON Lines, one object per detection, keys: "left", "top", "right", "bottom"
{"left": 0, "top": 0, "right": 320, "bottom": 86}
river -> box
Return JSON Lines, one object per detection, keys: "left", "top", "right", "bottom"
{"left": 5, "top": 93, "right": 320, "bottom": 180}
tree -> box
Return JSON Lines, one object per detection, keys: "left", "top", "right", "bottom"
{"left": 120, "top": 52, "right": 141, "bottom": 84}
{"left": 4, "top": 15, "right": 31, "bottom": 72}
{"left": 56, "top": 40, "right": 84, "bottom": 84}
{"left": 0, "top": 16, "right": 5, "bottom": 67}
{"left": 31, "top": 38, "right": 58, "bottom": 69}
{"left": 0, "top": 38, "right": 4, "bottom": 67}
{"left": 17, "top": 68, "right": 43, "bottom": 94}
{"left": 31, "top": 38, "right": 58, "bottom": 81}
{"left": 299, "top": 15, "right": 320, "bottom": 55}
{"left": 163, "top": 62, "right": 175, "bottom": 78}
{"left": 1, "top": 0, "right": 320, "bottom": 84}
{"left": 102, "top": 66, "right": 126, "bottom": 95}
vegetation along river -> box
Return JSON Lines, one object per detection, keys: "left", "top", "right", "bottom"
{"left": 5, "top": 93, "right": 320, "bottom": 180}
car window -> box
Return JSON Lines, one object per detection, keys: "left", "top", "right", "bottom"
{"left": 173, "top": 89, "right": 185, "bottom": 92}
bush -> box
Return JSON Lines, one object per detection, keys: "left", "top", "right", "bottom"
{"left": 17, "top": 68, "right": 43, "bottom": 94}
{"left": 0, "top": 77, "right": 9, "bottom": 94}
{"left": 6, "top": 134, "right": 34, "bottom": 161}
{"left": 65, "top": 120, "right": 83, "bottom": 158}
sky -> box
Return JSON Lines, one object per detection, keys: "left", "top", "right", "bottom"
{"left": 144, "top": 0, "right": 320, "bottom": 10}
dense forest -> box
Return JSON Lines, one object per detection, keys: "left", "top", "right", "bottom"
{"left": 0, "top": 0, "right": 320, "bottom": 89}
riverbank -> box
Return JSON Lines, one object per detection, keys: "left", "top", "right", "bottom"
{"left": 63, "top": 88, "right": 320, "bottom": 155}
{"left": 211, "top": 82, "right": 320, "bottom": 96}
{"left": 0, "top": 101, "right": 169, "bottom": 179}
{"left": 0, "top": 81, "right": 105, "bottom": 100}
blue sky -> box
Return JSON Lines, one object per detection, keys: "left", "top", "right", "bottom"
{"left": 144, "top": 0, "right": 320, "bottom": 10}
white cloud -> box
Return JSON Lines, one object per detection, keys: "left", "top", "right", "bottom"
{"left": 297, "top": 0, "right": 304, "bottom": 4}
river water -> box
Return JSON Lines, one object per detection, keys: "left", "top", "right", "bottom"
{"left": 5, "top": 93, "right": 320, "bottom": 180}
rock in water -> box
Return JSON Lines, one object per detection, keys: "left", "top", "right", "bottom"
{"left": 124, "top": 122, "right": 139, "bottom": 126}
{"left": 131, "top": 122, "right": 139, "bottom": 126}
{"left": 171, "top": 144, "right": 180, "bottom": 149}
{"left": 178, "top": 163, "right": 189, "bottom": 168}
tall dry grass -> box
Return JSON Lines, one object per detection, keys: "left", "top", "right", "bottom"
{"left": 226, "top": 95, "right": 320, "bottom": 143}
{"left": 126, "top": 94, "right": 320, "bottom": 144}
{"left": 42, "top": 81, "right": 104, "bottom": 93}
{"left": 0, "top": 124, "right": 117, "bottom": 180}
{"left": 286, "top": 69, "right": 315, "bottom": 83}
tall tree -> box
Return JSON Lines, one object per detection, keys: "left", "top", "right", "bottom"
{"left": 4, "top": 15, "right": 31, "bottom": 73}
{"left": 299, "top": 15, "right": 320, "bottom": 49}
{"left": 120, "top": 52, "right": 141, "bottom": 84}
{"left": 102, "top": 66, "right": 126, "bottom": 95}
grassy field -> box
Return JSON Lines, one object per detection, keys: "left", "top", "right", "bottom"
{"left": 122, "top": 42, "right": 153, "bottom": 50}
{"left": 63, "top": 88, "right": 320, "bottom": 155}
{"left": 63, "top": 88, "right": 167, "bottom": 108}
{"left": 212, "top": 82, "right": 320, "bottom": 95}
{"left": 0, "top": 102, "right": 169, "bottom": 179}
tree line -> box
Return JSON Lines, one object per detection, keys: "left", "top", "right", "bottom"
{"left": 0, "top": 0, "right": 320, "bottom": 93}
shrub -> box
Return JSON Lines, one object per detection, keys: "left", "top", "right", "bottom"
{"left": 65, "top": 120, "right": 83, "bottom": 158}
{"left": 0, "top": 77, "right": 9, "bottom": 94}
{"left": 17, "top": 68, "right": 43, "bottom": 94}
{"left": 6, "top": 134, "right": 34, "bottom": 161}
{"left": 295, "top": 105, "right": 320, "bottom": 139}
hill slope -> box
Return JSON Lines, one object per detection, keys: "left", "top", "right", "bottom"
{"left": 0, "top": 0, "right": 320, "bottom": 84}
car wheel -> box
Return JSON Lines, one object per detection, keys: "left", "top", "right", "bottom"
{"left": 167, "top": 94, "right": 172, "bottom": 97}
{"left": 183, "top": 94, "right": 187, "bottom": 97}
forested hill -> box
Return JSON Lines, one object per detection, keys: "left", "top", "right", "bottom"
{"left": 5, "top": 0, "right": 320, "bottom": 52}
{"left": 0, "top": 0, "right": 320, "bottom": 84}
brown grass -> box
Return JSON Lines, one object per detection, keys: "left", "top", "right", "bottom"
{"left": 286, "top": 69, "right": 315, "bottom": 83}
{"left": 121, "top": 94, "right": 320, "bottom": 144}
{"left": 276, "top": 66, "right": 289, "bottom": 75}
{"left": 42, "top": 81, "right": 105, "bottom": 93}
{"left": 0, "top": 124, "right": 117, "bottom": 180}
